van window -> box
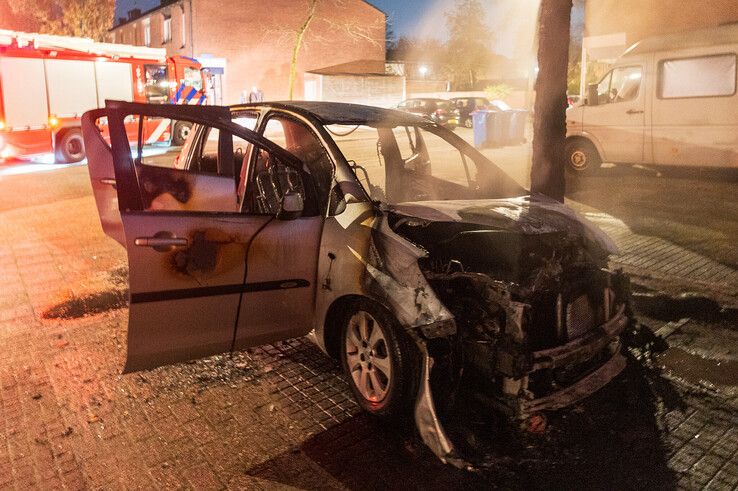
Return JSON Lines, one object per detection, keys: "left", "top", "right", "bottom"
{"left": 659, "top": 54, "right": 737, "bottom": 99}
{"left": 595, "top": 66, "right": 642, "bottom": 104}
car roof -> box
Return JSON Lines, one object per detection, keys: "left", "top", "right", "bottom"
{"left": 231, "top": 101, "right": 427, "bottom": 126}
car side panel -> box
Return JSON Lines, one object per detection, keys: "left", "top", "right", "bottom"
{"left": 122, "top": 211, "right": 273, "bottom": 372}
{"left": 232, "top": 216, "right": 323, "bottom": 349}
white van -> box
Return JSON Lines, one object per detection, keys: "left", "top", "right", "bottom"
{"left": 565, "top": 24, "right": 738, "bottom": 173}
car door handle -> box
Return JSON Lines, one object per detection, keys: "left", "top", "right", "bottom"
{"left": 100, "top": 178, "right": 116, "bottom": 189}
{"left": 626, "top": 109, "right": 644, "bottom": 114}
{"left": 134, "top": 235, "right": 188, "bottom": 252}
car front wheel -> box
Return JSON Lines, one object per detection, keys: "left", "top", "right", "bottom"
{"left": 340, "top": 300, "right": 419, "bottom": 418}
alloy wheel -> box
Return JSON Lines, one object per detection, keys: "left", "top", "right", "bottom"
{"left": 344, "top": 311, "right": 392, "bottom": 403}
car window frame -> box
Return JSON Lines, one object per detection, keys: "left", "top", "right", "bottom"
{"left": 333, "top": 121, "right": 522, "bottom": 205}
{"left": 104, "top": 101, "right": 306, "bottom": 215}
{"left": 252, "top": 110, "right": 335, "bottom": 216}
{"left": 180, "top": 110, "right": 259, "bottom": 175}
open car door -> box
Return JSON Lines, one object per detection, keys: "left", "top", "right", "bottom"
{"left": 83, "top": 100, "right": 322, "bottom": 372}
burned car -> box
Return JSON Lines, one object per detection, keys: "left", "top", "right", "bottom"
{"left": 83, "top": 100, "right": 630, "bottom": 467}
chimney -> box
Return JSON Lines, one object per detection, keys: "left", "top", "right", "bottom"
{"left": 128, "top": 9, "right": 142, "bottom": 21}
{"left": 117, "top": 17, "right": 127, "bottom": 26}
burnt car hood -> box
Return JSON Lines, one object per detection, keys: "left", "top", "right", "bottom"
{"left": 388, "top": 194, "right": 616, "bottom": 253}
{"left": 385, "top": 194, "right": 618, "bottom": 288}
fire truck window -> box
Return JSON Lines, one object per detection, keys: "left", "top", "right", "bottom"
{"left": 183, "top": 67, "right": 203, "bottom": 92}
{"left": 144, "top": 64, "right": 169, "bottom": 103}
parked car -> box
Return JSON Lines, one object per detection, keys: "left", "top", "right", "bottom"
{"left": 83, "top": 100, "right": 631, "bottom": 467}
{"left": 450, "top": 96, "right": 492, "bottom": 128}
{"left": 396, "top": 98, "right": 459, "bottom": 128}
{"left": 566, "top": 24, "right": 738, "bottom": 173}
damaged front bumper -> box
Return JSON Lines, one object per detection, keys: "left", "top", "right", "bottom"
{"left": 411, "top": 290, "right": 629, "bottom": 469}
{"left": 489, "top": 303, "right": 629, "bottom": 418}
{"left": 522, "top": 304, "right": 628, "bottom": 413}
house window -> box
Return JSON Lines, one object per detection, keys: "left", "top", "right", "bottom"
{"left": 659, "top": 54, "right": 737, "bottom": 99}
{"left": 143, "top": 18, "right": 151, "bottom": 47}
{"left": 162, "top": 14, "right": 172, "bottom": 44}
{"left": 181, "top": 5, "right": 187, "bottom": 47}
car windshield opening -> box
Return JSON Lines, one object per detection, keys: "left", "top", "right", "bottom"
{"left": 326, "top": 123, "right": 523, "bottom": 204}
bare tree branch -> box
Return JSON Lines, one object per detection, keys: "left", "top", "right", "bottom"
{"left": 261, "top": 0, "right": 384, "bottom": 99}
{"left": 287, "top": 0, "right": 318, "bottom": 100}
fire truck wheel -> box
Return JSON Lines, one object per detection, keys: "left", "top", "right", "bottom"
{"left": 172, "top": 121, "right": 193, "bottom": 146}
{"left": 56, "top": 129, "right": 86, "bottom": 163}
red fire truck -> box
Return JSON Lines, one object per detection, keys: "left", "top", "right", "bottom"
{"left": 0, "top": 30, "right": 207, "bottom": 163}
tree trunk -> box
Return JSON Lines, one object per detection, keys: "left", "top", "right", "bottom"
{"left": 530, "top": 0, "right": 572, "bottom": 202}
{"left": 288, "top": 0, "right": 318, "bottom": 101}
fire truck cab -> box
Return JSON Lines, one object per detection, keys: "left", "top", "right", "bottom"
{"left": 0, "top": 30, "right": 206, "bottom": 163}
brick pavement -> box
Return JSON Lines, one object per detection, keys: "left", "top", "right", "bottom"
{"left": 0, "top": 166, "right": 737, "bottom": 489}
{"left": 580, "top": 210, "right": 738, "bottom": 307}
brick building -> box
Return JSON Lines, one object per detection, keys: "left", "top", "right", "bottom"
{"left": 108, "top": 0, "right": 386, "bottom": 104}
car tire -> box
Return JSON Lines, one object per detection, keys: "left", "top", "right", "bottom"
{"left": 172, "top": 121, "right": 193, "bottom": 146}
{"left": 340, "top": 299, "right": 420, "bottom": 419}
{"left": 565, "top": 139, "right": 601, "bottom": 174}
{"left": 56, "top": 129, "right": 86, "bottom": 163}
{"left": 463, "top": 118, "right": 473, "bottom": 128}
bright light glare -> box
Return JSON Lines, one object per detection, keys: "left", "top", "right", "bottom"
{"left": 129, "top": 146, "right": 172, "bottom": 158}
{"left": 233, "top": 117, "right": 256, "bottom": 129}
{"left": 0, "top": 162, "right": 77, "bottom": 176}
{"left": 419, "top": 65, "right": 429, "bottom": 76}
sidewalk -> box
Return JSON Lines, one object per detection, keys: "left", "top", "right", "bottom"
{"left": 575, "top": 207, "right": 738, "bottom": 307}
{"left": 0, "top": 165, "right": 737, "bottom": 489}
